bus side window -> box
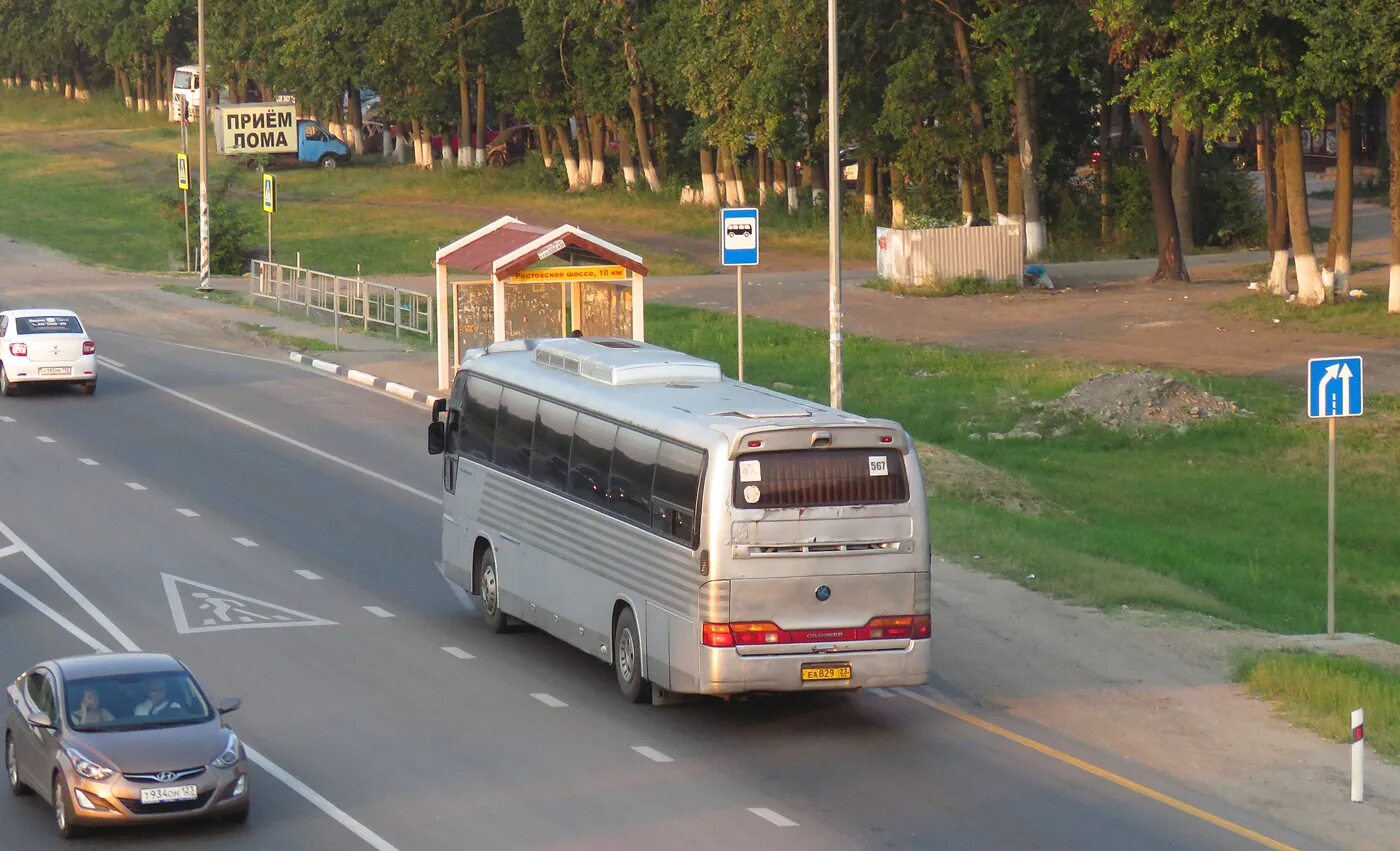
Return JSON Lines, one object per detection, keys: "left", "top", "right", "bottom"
{"left": 494, "top": 388, "right": 538, "bottom": 476}
{"left": 609, "top": 429, "right": 659, "bottom": 526}
{"left": 530, "top": 400, "right": 576, "bottom": 491}
{"left": 653, "top": 444, "right": 704, "bottom": 547}
{"left": 463, "top": 376, "right": 502, "bottom": 461}
{"left": 568, "top": 414, "right": 616, "bottom": 510}
{"left": 445, "top": 372, "right": 469, "bottom": 456}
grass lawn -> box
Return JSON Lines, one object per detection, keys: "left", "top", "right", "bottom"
{"left": 1213, "top": 288, "right": 1399, "bottom": 337}
{"left": 1237, "top": 651, "right": 1399, "bottom": 762}
{"left": 863, "top": 274, "right": 1020, "bottom": 298}
{"left": 646, "top": 304, "right": 1400, "bottom": 642}
{"left": 0, "top": 90, "right": 869, "bottom": 278}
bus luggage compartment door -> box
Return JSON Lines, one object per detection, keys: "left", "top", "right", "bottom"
{"left": 727, "top": 572, "right": 917, "bottom": 654}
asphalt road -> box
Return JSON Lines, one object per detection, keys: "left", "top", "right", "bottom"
{"left": 0, "top": 328, "right": 1322, "bottom": 850}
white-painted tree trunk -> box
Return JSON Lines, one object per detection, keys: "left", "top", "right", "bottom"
{"left": 393, "top": 131, "right": 408, "bottom": 164}
{"left": 458, "top": 145, "right": 472, "bottom": 168}
{"left": 1389, "top": 264, "right": 1400, "bottom": 314}
{"left": 1268, "top": 249, "right": 1290, "bottom": 296}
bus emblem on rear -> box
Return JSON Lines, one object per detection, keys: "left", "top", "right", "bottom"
{"left": 815, "top": 585, "right": 831, "bottom": 602}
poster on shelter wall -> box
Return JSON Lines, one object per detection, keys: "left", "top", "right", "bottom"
{"left": 579, "top": 283, "right": 632, "bottom": 339}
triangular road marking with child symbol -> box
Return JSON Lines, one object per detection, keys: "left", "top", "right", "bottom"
{"left": 162, "top": 573, "right": 337, "bottom": 634}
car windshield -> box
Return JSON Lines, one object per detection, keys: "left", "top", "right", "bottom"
{"left": 173, "top": 70, "right": 194, "bottom": 89}
{"left": 64, "top": 671, "right": 213, "bottom": 732}
{"left": 16, "top": 315, "right": 83, "bottom": 335}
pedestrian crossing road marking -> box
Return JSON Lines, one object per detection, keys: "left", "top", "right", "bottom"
{"left": 162, "top": 573, "right": 336, "bottom": 634}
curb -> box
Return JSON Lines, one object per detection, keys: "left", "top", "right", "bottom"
{"left": 288, "top": 352, "right": 442, "bottom": 407}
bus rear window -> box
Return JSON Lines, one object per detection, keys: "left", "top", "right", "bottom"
{"left": 733, "top": 449, "right": 908, "bottom": 508}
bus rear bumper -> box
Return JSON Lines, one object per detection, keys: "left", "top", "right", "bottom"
{"left": 695, "top": 639, "right": 930, "bottom": 695}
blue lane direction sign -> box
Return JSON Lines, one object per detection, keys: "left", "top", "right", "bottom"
{"left": 721, "top": 207, "right": 759, "bottom": 266}
{"left": 1308, "top": 356, "right": 1363, "bottom": 418}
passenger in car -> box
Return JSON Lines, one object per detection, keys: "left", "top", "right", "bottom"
{"left": 72, "top": 688, "right": 115, "bottom": 725}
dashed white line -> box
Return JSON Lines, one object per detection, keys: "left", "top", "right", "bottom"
{"left": 631, "top": 746, "right": 674, "bottom": 763}
{"left": 96, "top": 356, "right": 125, "bottom": 368}
{"left": 531, "top": 693, "right": 568, "bottom": 708}
{"left": 36, "top": 435, "right": 55, "bottom": 443}
{"left": 748, "top": 808, "right": 798, "bottom": 827}
{"left": 0, "top": 416, "right": 15, "bottom": 423}
{"left": 869, "top": 687, "right": 897, "bottom": 698}
{"left": 95, "top": 360, "right": 441, "bottom": 505}
{"left": 176, "top": 508, "right": 200, "bottom": 517}
{"left": 124, "top": 482, "right": 147, "bottom": 491}
{"left": 441, "top": 646, "right": 475, "bottom": 660}
{"left": 78, "top": 458, "right": 99, "bottom": 466}
{"left": 363, "top": 606, "right": 395, "bottom": 618}
{"left": 295, "top": 569, "right": 322, "bottom": 580}
{"left": 232, "top": 537, "right": 258, "bottom": 548}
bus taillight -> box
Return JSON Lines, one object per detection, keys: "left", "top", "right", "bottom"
{"left": 729, "top": 621, "right": 791, "bottom": 645}
{"left": 701, "top": 623, "right": 734, "bottom": 647}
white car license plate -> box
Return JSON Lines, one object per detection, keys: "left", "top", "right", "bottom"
{"left": 38, "top": 367, "right": 71, "bottom": 376}
{"left": 139, "top": 785, "right": 198, "bottom": 804}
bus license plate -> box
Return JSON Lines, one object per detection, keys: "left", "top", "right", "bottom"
{"left": 801, "top": 663, "right": 852, "bottom": 682}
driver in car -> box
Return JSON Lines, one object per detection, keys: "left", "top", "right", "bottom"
{"left": 133, "top": 679, "right": 183, "bottom": 717}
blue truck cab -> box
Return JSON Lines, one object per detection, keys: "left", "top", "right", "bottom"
{"left": 296, "top": 120, "right": 351, "bottom": 168}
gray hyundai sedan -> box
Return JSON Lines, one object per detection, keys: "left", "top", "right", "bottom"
{"left": 4, "top": 652, "right": 249, "bottom": 837}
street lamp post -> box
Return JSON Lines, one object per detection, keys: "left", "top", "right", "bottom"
{"left": 196, "top": 0, "right": 211, "bottom": 291}
{"left": 827, "top": 0, "right": 843, "bottom": 409}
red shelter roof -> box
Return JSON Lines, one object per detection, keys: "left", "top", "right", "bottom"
{"left": 434, "top": 216, "right": 648, "bottom": 278}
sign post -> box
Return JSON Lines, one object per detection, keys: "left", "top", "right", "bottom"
{"left": 1306, "top": 355, "right": 1364, "bottom": 636}
{"left": 262, "top": 173, "right": 277, "bottom": 265}
{"left": 177, "top": 152, "right": 190, "bottom": 272}
{"left": 720, "top": 207, "right": 759, "bottom": 381}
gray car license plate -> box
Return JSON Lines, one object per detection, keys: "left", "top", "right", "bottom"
{"left": 139, "top": 784, "right": 198, "bottom": 804}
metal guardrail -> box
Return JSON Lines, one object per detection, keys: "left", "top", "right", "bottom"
{"left": 249, "top": 260, "right": 433, "bottom": 341}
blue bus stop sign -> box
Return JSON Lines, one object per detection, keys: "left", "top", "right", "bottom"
{"left": 720, "top": 208, "right": 758, "bottom": 266}
{"left": 1307, "top": 356, "right": 1363, "bottom": 418}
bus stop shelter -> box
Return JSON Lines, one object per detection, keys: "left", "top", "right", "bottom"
{"left": 433, "top": 216, "right": 649, "bottom": 389}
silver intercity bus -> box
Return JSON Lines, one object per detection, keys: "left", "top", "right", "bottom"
{"left": 428, "top": 338, "right": 931, "bottom": 703}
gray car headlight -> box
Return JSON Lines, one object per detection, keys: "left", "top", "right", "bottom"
{"left": 210, "top": 732, "right": 240, "bottom": 769}
{"left": 64, "top": 746, "right": 114, "bottom": 781}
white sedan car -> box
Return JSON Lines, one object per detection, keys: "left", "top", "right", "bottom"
{"left": 0, "top": 309, "right": 98, "bottom": 396}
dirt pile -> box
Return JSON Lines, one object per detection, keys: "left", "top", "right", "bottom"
{"left": 1047, "top": 372, "right": 1244, "bottom": 432}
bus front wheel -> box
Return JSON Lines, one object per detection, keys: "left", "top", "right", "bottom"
{"left": 613, "top": 608, "right": 649, "bottom": 703}
{"left": 476, "top": 548, "right": 509, "bottom": 633}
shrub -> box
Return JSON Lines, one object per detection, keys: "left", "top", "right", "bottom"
{"left": 158, "top": 163, "right": 258, "bottom": 275}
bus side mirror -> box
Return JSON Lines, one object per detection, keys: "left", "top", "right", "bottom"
{"left": 427, "top": 421, "right": 446, "bottom": 455}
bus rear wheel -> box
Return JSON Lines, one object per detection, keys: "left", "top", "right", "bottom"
{"left": 476, "top": 548, "right": 509, "bottom": 633}
{"left": 613, "top": 608, "right": 649, "bottom": 703}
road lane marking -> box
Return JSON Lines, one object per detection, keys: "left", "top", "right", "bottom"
{"left": 163, "top": 573, "right": 336, "bottom": 633}
{"left": 124, "top": 482, "right": 147, "bottom": 491}
{"left": 241, "top": 744, "right": 399, "bottom": 851}
{"left": 0, "top": 521, "right": 396, "bottom": 850}
{"left": 96, "top": 356, "right": 125, "bottom": 368}
{"left": 631, "top": 746, "right": 674, "bottom": 763}
{"left": 0, "top": 543, "right": 21, "bottom": 559}
{"left": 441, "top": 646, "right": 475, "bottom": 660}
{"left": 78, "top": 457, "right": 99, "bottom": 466}
{"left": 0, "top": 518, "right": 139, "bottom": 652}
{"left": 531, "top": 693, "right": 568, "bottom": 708}
{"left": 233, "top": 537, "right": 258, "bottom": 547}
{"left": 0, "top": 415, "right": 15, "bottom": 422}
{"left": 896, "top": 689, "right": 1296, "bottom": 851}
{"left": 363, "top": 606, "right": 395, "bottom": 618}
{"left": 748, "top": 808, "right": 798, "bottom": 827}
{"left": 95, "top": 330, "right": 287, "bottom": 364}
{"left": 36, "top": 435, "right": 55, "bottom": 443}
{"left": 869, "top": 687, "right": 896, "bottom": 698}
{"left": 95, "top": 361, "right": 441, "bottom": 505}
{"left": 295, "top": 569, "right": 322, "bottom": 580}
{"left": 176, "top": 508, "right": 200, "bottom": 517}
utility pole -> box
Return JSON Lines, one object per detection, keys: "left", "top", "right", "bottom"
{"left": 196, "top": 0, "right": 211, "bottom": 291}
{"left": 826, "top": 0, "right": 843, "bottom": 409}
